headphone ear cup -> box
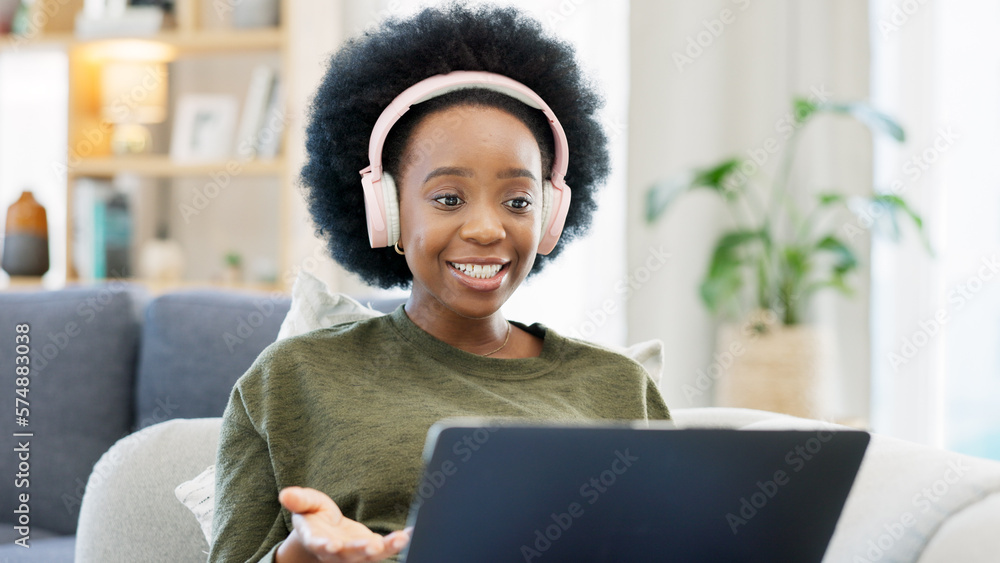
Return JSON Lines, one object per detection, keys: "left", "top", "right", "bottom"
{"left": 540, "top": 179, "right": 554, "bottom": 241}
{"left": 382, "top": 172, "right": 401, "bottom": 247}
{"left": 537, "top": 179, "right": 570, "bottom": 255}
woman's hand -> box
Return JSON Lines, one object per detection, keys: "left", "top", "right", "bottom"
{"left": 275, "top": 486, "right": 411, "bottom": 563}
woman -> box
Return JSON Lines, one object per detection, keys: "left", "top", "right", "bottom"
{"left": 209, "top": 5, "right": 670, "bottom": 562}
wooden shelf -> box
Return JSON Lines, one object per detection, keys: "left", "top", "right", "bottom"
{"left": 1, "top": 275, "right": 285, "bottom": 295}
{"left": 0, "top": 32, "right": 75, "bottom": 51}
{"left": 151, "top": 28, "right": 285, "bottom": 54}
{"left": 7, "top": 0, "right": 303, "bottom": 292}
{"left": 69, "top": 155, "right": 285, "bottom": 177}
{"left": 1, "top": 27, "right": 283, "bottom": 54}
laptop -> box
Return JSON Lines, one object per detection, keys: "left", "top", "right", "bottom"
{"left": 401, "top": 419, "right": 869, "bottom": 563}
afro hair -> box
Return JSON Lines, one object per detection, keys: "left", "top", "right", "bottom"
{"left": 300, "top": 3, "right": 611, "bottom": 289}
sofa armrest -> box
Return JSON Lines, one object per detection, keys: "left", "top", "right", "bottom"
{"left": 75, "top": 418, "right": 222, "bottom": 563}
{"left": 918, "top": 492, "right": 1000, "bottom": 562}
{"left": 670, "top": 406, "right": 797, "bottom": 429}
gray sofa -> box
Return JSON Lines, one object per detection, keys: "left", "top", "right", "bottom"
{"left": 0, "top": 284, "right": 400, "bottom": 561}
{"left": 73, "top": 409, "right": 1000, "bottom": 562}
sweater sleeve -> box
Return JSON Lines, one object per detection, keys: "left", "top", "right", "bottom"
{"left": 646, "top": 375, "right": 672, "bottom": 421}
{"left": 208, "top": 383, "right": 289, "bottom": 562}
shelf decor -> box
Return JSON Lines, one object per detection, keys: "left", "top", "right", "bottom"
{"left": 170, "top": 94, "right": 239, "bottom": 163}
{"left": 101, "top": 60, "right": 168, "bottom": 154}
{"left": 2, "top": 190, "right": 50, "bottom": 277}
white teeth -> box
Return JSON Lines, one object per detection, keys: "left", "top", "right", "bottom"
{"left": 451, "top": 262, "right": 503, "bottom": 279}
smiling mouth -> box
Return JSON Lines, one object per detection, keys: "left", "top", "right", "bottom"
{"left": 448, "top": 262, "right": 506, "bottom": 279}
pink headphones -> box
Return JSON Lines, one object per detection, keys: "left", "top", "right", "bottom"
{"left": 358, "top": 71, "right": 572, "bottom": 255}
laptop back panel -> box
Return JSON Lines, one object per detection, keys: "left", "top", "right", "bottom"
{"left": 402, "top": 423, "right": 869, "bottom": 563}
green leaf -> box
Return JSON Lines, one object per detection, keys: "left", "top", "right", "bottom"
{"left": 804, "top": 276, "right": 854, "bottom": 298}
{"left": 820, "top": 102, "right": 906, "bottom": 142}
{"left": 782, "top": 246, "right": 811, "bottom": 279}
{"left": 794, "top": 98, "right": 819, "bottom": 124}
{"left": 868, "top": 194, "right": 934, "bottom": 254}
{"left": 817, "top": 192, "right": 846, "bottom": 206}
{"left": 699, "top": 230, "right": 766, "bottom": 313}
{"left": 645, "top": 158, "right": 745, "bottom": 223}
{"left": 700, "top": 272, "right": 743, "bottom": 314}
{"left": 815, "top": 235, "right": 858, "bottom": 274}
{"left": 692, "top": 158, "right": 744, "bottom": 191}
{"left": 645, "top": 173, "right": 694, "bottom": 223}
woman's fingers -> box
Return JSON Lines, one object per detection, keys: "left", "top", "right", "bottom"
{"left": 384, "top": 527, "right": 412, "bottom": 551}
{"left": 280, "top": 486, "right": 411, "bottom": 562}
{"left": 279, "top": 486, "right": 344, "bottom": 520}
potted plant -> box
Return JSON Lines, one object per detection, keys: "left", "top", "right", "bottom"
{"left": 645, "top": 97, "right": 928, "bottom": 417}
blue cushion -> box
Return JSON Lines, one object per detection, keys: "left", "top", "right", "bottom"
{"left": 0, "top": 285, "right": 144, "bottom": 536}
{"left": 0, "top": 534, "right": 75, "bottom": 561}
{"left": 133, "top": 290, "right": 290, "bottom": 427}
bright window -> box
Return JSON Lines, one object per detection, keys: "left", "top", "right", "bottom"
{"left": 871, "top": 0, "right": 1000, "bottom": 458}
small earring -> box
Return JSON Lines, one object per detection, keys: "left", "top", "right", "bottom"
{"left": 394, "top": 241, "right": 405, "bottom": 255}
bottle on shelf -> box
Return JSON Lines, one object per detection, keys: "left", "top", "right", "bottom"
{"left": 2, "top": 190, "right": 50, "bottom": 277}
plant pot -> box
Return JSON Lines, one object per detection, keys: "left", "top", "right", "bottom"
{"left": 714, "top": 313, "right": 833, "bottom": 418}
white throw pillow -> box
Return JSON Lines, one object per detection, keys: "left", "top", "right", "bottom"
{"left": 174, "top": 464, "right": 216, "bottom": 545}
{"left": 178, "top": 270, "right": 667, "bottom": 542}
{"left": 275, "top": 270, "right": 383, "bottom": 341}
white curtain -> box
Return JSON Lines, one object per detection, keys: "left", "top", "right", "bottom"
{"left": 871, "top": 0, "right": 1000, "bottom": 456}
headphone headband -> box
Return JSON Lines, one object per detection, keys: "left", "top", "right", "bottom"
{"left": 360, "top": 71, "right": 572, "bottom": 255}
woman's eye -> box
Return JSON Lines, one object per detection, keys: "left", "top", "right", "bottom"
{"left": 434, "top": 195, "right": 463, "bottom": 207}
{"left": 505, "top": 197, "right": 531, "bottom": 210}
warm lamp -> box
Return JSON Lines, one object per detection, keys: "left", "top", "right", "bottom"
{"left": 101, "top": 61, "right": 169, "bottom": 154}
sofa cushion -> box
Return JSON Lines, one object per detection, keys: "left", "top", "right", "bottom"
{"left": 76, "top": 418, "right": 222, "bottom": 563}
{"left": 134, "top": 290, "right": 291, "bottom": 428}
{"left": 0, "top": 534, "right": 76, "bottom": 561}
{"left": 0, "top": 284, "right": 144, "bottom": 536}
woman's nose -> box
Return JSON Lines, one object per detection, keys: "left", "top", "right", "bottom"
{"left": 459, "top": 204, "right": 506, "bottom": 245}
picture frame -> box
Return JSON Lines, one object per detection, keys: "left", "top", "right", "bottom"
{"left": 170, "top": 94, "right": 239, "bottom": 163}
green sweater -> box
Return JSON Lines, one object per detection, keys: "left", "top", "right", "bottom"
{"left": 208, "top": 306, "right": 670, "bottom": 562}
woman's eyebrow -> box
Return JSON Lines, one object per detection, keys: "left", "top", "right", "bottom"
{"left": 423, "top": 167, "right": 538, "bottom": 182}
{"left": 496, "top": 168, "right": 538, "bottom": 181}
{"left": 424, "top": 166, "right": 474, "bottom": 183}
